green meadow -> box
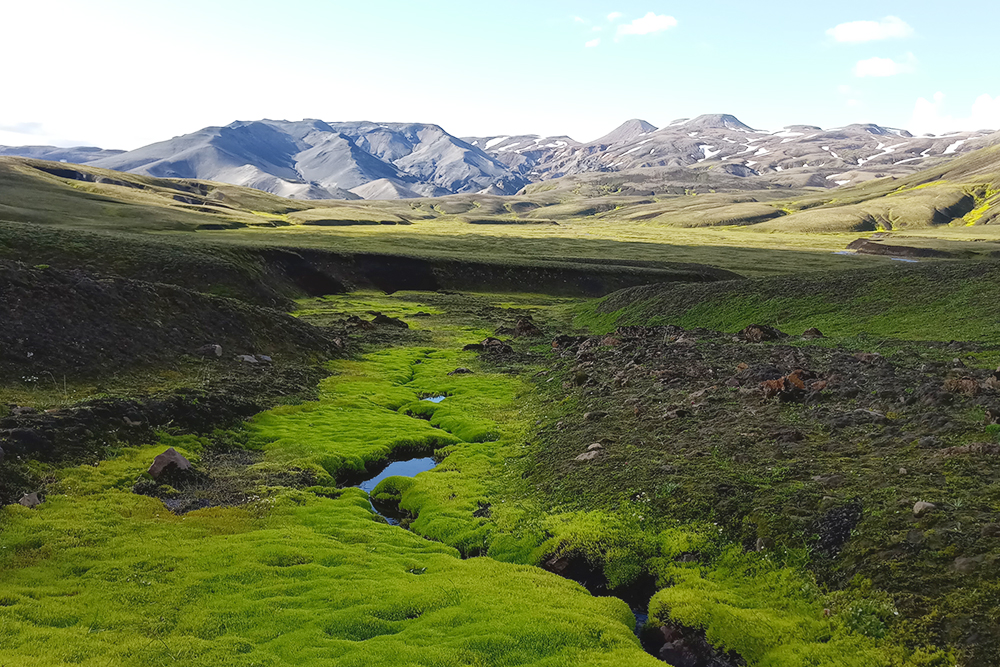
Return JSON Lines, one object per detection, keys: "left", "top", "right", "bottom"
{"left": 0, "top": 291, "right": 953, "bottom": 666}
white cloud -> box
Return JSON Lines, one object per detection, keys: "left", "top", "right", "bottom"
{"left": 910, "top": 92, "right": 1000, "bottom": 135}
{"left": 854, "top": 54, "right": 915, "bottom": 77}
{"left": 827, "top": 16, "right": 913, "bottom": 43}
{"left": 574, "top": 16, "right": 586, "bottom": 23}
{"left": 592, "top": 26, "right": 603, "bottom": 32}
{"left": 616, "top": 12, "right": 678, "bottom": 37}
{"left": 607, "top": 12, "right": 622, "bottom": 21}
{"left": 585, "top": 38, "right": 601, "bottom": 48}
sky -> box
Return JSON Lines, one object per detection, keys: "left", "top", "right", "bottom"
{"left": 2, "top": 0, "right": 998, "bottom": 149}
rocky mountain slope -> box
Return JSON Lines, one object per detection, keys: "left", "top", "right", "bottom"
{"left": 466, "top": 114, "right": 999, "bottom": 189}
{"left": 76, "top": 119, "right": 527, "bottom": 201}
{"left": 2, "top": 114, "right": 997, "bottom": 201}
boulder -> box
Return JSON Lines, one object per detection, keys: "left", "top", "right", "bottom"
{"left": 738, "top": 324, "right": 788, "bottom": 343}
{"left": 913, "top": 501, "right": 937, "bottom": 518}
{"left": 513, "top": 317, "right": 543, "bottom": 338}
{"left": 802, "top": 328, "right": 824, "bottom": 339}
{"left": 148, "top": 447, "right": 192, "bottom": 480}
{"left": 372, "top": 313, "right": 409, "bottom": 329}
{"left": 237, "top": 354, "right": 258, "bottom": 364}
{"left": 574, "top": 450, "right": 602, "bottom": 462}
{"left": 480, "top": 338, "right": 513, "bottom": 355}
{"left": 195, "top": 344, "right": 222, "bottom": 358}
{"left": 954, "top": 556, "right": 983, "bottom": 574}
{"left": 18, "top": 492, "right": 41, "bottom": 508}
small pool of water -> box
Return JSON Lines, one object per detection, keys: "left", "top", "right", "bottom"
{"left": 353, "top": 457, "right": 438, "bottom": 525}
{"left": 356, "top": 457, "right": 437, "bottom": 494}
{"left": 422, "top": 395, "right": 446, "bottom": 403}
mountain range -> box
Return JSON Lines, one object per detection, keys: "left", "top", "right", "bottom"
{"left": 2, "top": 114, "right": 997, "bottom": 200}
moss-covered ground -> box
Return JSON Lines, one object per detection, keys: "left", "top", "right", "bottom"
{"left": 0, "top": 290, "right": 983, "bottom": 666}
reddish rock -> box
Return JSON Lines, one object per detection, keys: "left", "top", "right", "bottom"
{"left": 148, "top": 447, "right": 191, "bottom": 480}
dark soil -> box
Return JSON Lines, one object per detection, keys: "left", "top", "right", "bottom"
{"left": 530, "top": 324, "right": 1000, "bottom": 664}
{"left": 0, "top": 260, "right": 340, "bottom": 379}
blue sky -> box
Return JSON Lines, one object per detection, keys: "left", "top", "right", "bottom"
{"left": 2, "top": 0, "right": 998, "bottom": 149}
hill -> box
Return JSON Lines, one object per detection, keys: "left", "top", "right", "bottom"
{"left": 2, "top": 113, "right": 996, "bottom": 201}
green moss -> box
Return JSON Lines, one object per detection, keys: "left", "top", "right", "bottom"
{"left": 0, "top": 444, "right": 658, "bottom": 666}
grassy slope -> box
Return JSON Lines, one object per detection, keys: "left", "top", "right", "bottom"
{"left": 578, "top": 261, "right": 1000, "bottom": 352}
{"left": 9, "top": 154, "right": 999, "bottom": 287}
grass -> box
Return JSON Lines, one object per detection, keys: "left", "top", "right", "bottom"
{"left": 576, "top": 260, "right": 1000, "bottom": 351}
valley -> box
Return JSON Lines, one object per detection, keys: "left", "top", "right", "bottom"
{"left": 1, "top": 127, "right": 1000, "bottom": 666}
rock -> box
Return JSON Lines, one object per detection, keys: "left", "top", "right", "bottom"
{"left": 448, "top": 367, "right": 474, "bottom": 376}
{"left": 195, "top": 344, "right": 222, "bottom": 358}
{"left": 345, "top": 315, "right": 375, "bottom": 331}
{"left": 982, "top": 523, "right": 1000, "bottom": 538}
{"left": 372, "top": 313, "right": 409, "bottom": 329}
{"left": 148, "top": 447, "right": 192, "bottom": 479}
{"left": 954, "top": 556, "right": 983, "bottom": 574}
{"left": 802, "top": 327, "right": 824, "bottom": 339}
{"left": 943, "top": 376, "right": 979, "bottom": 397}
{"left": 258, "top": 355, "right": 273, "bottom": 363}
{"left": 513, "top": 317, "right": 543, "bottom": 338}
{"left": 913, "top": 501, "right": 937, "bottom": 518}
{"left": 584, "top": 411, "right": 607, "bottom": 422}
{"left": 462, "top": 343, "right": 484, "bottom": 352}
{"left": 738, "top": 324, "right": 788, "bottom": 343}
{"left": 659, "top": 641, "right": 699, "bottom": 667}
{"left": 480, "top": 338, "right": 513, "bottom": 355}
{"left": 18, "top": 492, "right": 41, "bottom": 508}
{"left": 688, "top": 387, "right": 715, "bottom": 401}
{"left": 918, "top": 436, "right": 940, "bottom": 449}
{"left": 237, "top": 354, "right": 258, "bottom": 364}
{"left": 934, "top": 442, "right": 1000, "bottom": 458}
{"left": 574, "top": 450, "right": 602, "bottom": 462}
{"left": 899, "top": 467, "right": 908, "bottom": 475}
{"left": 587, "top": 443, "right": 604, "bottom": 452}
{"left": 812, "top": 474, "right": 844, "bottom": 489}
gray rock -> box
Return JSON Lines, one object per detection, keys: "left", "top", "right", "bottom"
{"left": 148, "top": 447, "right": 191, "bottom": 479}
{"left": 196, "top": 344, "right": 222, "bottom": 358}
{"left": 574, "top": 450, "right": 602, "bottom": 462}
{"left": 913, "top": 501, "right": 937, "bottom": 518}
{"left": 19, "top": 492, "right": 41, "bottom": 508}
{"left": 258, "top": 355, "right": 273, "bottom": 363}
{"left": 954, "top": 556, "right": 983, "bottom": 574}
{"left": 586, "top": 443, "right": 604, "bottom": 452}
{"left": 237, "top": 354, "right": 259, "bottom": 364}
